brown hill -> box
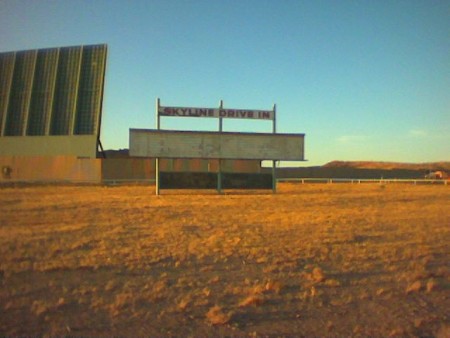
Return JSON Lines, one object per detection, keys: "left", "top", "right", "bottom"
{"left": 323, "top": 161, "right": 450, "bottom": 171}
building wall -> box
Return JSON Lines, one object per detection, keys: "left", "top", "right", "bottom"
{"left": 102, "top": 158, "right": 155, "bottom": 181}
{"left": 101, "top": 158, "right": 261, "bottom": 181}
{"left": 0, "top": 156, "right": 101, "bottom": 182}
{"left": 0, "top": 156, "right": 431, "bottom": 184}
{"left": 0, "top": 157, "right": 261, "bottom": 183}
{"left": 0, "top": 135, "right": 97, "bottom": 158}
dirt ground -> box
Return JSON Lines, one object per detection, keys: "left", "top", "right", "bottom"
{"left": 0, "top": 183, "right": 449, "bottom": 337}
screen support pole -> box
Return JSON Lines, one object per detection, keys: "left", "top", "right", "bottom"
{"left": 155, "top": 98, "right": 160, "bottom": 195}
{"left": 272, "top": 103, "right": 277, "bottom": 193}
{"left": 217, "top": 99, "right": 223, "bottom": 194}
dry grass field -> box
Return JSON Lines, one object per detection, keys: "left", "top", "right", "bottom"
{"left": 0, "top": 183, "right": 449, "bottom": 337}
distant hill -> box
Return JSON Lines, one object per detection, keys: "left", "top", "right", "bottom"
{"left": 323, "top": 161, "right": 450, "bottom": 171}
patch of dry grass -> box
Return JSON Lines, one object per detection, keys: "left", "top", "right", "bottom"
{"left": 0, "top": 183, "right": 449, "bottom": 336}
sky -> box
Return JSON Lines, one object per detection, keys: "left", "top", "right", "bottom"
{"left": 1, "top": 0, "right": 449, "bottom": 166}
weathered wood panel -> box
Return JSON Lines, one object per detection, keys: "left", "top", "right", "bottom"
{"left": 130, "top": 129, "right": 304, "bottom": 161}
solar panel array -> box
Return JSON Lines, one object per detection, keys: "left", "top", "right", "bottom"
{"left": 0, "top": 44, "right": 107, "bottom": 137}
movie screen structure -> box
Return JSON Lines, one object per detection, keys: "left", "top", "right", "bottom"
{"left": 130, "top": 99, "right": 305, "bottom": 194}
{"left": 0, "top": 44, "right": 107, "bottom": 158}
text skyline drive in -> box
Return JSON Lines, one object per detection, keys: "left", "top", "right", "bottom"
{"left": 158, "top": 106, "right": 274, "bottom": 120}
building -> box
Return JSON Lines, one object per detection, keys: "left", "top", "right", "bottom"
{"left": 0, "top": 44, "right": 264, "bottom": 184}
{"left": 0, "top": 44, "right": 107, "bottom": 158}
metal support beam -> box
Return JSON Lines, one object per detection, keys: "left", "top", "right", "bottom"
{"left": 272, "top": 103, "right": 277, "bottom": 193}
{"left": 155, "top": 97, "right": 160, "bottom": 195}
{"left": 70, "top": 46, "right": 83, "bottom": 135}
{"left": 217, "top": 99, "right": 223, "bottom": 194}
{"left": 22, "top": 50, "right": 38, "bottom": 136}
{"left": 1, "top": 52, "right": 16, "bottom": 137}
{"left": 45, "top": 48, "right": 60, "bottom": 136}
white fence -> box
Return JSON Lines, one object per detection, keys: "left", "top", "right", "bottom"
{"left": 2, "top": 177, "right": 447, "bottom": 186}
{"left": 276, "top": 178, "right": 448, "bottom": 185}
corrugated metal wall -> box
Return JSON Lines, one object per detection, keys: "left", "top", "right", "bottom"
{"left": 4, "top": 50, "right": 37, "bottom": 136}
{"left": 0, "top": 156, "right": 101, "bottom": 182}
{"left": 27, "top": 49, "right": 59, "bottom": 135}
{"left": 0, "top": 45, "right": 107, "bottom": 159}
{"left": 0, "top": 157, "right": 261, "bottom": 183}
{"left": 75, "top": 45, "right": 107, "bottom": 135}
{"left": 50, "top": 47, "right": 82, "bottom": 135}
{"left": 0, "top": 45, "right": 107, "bottom": 137}
{"left": 101, "top": 158, "right": 261, "bottom": 181}
{"left": 0, "top": 53, "right": 15, "bottom": 134}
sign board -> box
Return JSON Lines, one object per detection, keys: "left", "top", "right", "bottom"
{"left": 158, "top": 106, "right": 274, "bottom": 120}
{"left": 130, "top": 129, "right": 304, "bottom": 161}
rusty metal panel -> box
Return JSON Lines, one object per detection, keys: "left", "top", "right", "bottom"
{"left": 102, "top": 158, "right": 154, "bottom": 180}
{"left": 130, "top": 129, "right": 304, "bottom": 161}
{"left": 0, "top": 156, "right": 101, "bottom": 182}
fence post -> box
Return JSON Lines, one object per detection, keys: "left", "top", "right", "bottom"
{"left": 272, "top": 104, "right": 277, "bottom": 193}
{"left": 217, "top": 100, "right": 223, "bottom": 194}
{"left": 155, "top": 98, "right": 160, "bottom": 196}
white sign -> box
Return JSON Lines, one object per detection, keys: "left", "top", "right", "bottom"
{"left": 130, "top": 129, "right": 304, "bottom": 160}
{"left": 158, "top": 106, "right": 274, "bottom": 120}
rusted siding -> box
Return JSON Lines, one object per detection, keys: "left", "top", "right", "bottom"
{"left": 0, "top": 157, "right": 262, "bottom": 183}
{"left": 101, "top": 158, "right": 155, "bottom": 180}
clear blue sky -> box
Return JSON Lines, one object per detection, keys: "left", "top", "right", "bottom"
{"left": 1, "top": 0, "right": 449, "bottom": 165}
